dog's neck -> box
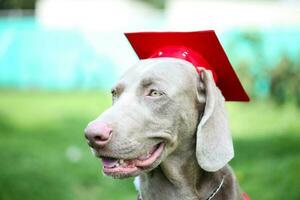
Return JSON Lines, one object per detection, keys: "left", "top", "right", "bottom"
{"left": 139, "top": 137, "right": 226, "bottom": 200}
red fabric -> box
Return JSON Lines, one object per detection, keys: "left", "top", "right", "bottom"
{"left": 125, "top": 30, "right": 250, "bottom": 102}
{"left": 242, "top": 192, "right": 251, "bottom": 200}
{"left": 149, "top": 46, "right": 218, "bottom": 82}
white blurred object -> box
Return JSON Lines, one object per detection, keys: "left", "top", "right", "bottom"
{"left": 66, "top": 145, "right": 82, "bottom": 163}
{"left": 36, "top": 0, "right": 300, "bottom": 33}
{"left": 35, "top": 0, "right": 300, "bottom": 77}
{"left": 36, "top": 0, "right": 163, "bottom": 32}
{"left": 134, "top": 176, "right": 141, "bottom": 192}
{"left": 36, "top": 0, "right": 164, "bottom": 76}
{"left": 79, "top": 31, "right": 138, "bottom": 77}
{"left": 166, "top": 0, "right": 300, "bottom": 32}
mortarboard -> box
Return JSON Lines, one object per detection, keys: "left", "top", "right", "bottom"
{"left": 125, "top": 30, "right": 249, "bottom": 102}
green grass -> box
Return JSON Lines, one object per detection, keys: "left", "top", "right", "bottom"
{"left": 0, "top": 90, "right": 299, "bottom": 200}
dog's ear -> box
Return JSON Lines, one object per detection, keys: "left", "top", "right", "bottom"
{"left": 195, "top": 68, "right": 234, "bottom": 172}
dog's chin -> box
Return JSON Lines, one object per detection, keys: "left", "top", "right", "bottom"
{"left": 99, "top": 143, "right": 165, "bottom": 179}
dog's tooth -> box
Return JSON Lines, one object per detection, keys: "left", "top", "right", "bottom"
{"left": 119, "top": 159, "right": 124, "bottom": 164}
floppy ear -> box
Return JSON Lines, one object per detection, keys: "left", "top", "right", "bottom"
{"left": 195, "top": 68, "right": 234, "bottom": 172}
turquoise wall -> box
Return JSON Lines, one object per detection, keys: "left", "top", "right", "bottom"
{"left": 0, "top": 17, "right": 116, "bottom": 90}
{"left": 0, "top": 17, "right": 299, "bottom": 93}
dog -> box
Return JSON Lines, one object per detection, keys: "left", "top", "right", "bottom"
{"left": 84, "top": 58, "right": 247, "bottom": 200}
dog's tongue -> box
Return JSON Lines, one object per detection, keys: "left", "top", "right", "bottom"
{"left": 101, "top": 157, "right": 118, "bottom": 168}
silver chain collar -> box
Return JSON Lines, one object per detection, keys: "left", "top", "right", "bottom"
{"left": 206, "top": 176, "right": 225, "bottom": 200}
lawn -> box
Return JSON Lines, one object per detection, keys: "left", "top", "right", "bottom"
{"left": 0, "top": 90, "right": 299, "bottom": 200}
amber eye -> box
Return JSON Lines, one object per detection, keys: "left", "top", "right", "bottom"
{"left": 148, "top": 89, "right": 164, "bottom": 97}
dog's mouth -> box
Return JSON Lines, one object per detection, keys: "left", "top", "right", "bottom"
{"left": 100, "top": 142, "right": 164, "bottom": 177}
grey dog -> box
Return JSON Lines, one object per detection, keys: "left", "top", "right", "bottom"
{"left": 84, "top": 58, "right": 246, "bottom": 200}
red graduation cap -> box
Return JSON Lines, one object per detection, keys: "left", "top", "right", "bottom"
{"left": 125, "top": 30, "right": 249, "bottom": 101}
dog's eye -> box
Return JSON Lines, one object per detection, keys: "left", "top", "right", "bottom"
{"left": 111, "top": 89, "right": 117, "bottom": 97}
{"left": 148, "top": 89, "right": 164, "bottom": 97}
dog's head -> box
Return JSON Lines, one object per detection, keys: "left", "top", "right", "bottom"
{"left": 84, "top": 58, "right": 233, "bottom": 178}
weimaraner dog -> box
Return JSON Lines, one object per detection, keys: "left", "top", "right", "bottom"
{"left": 84, "top": 58, "right": 246, "bottom": 200}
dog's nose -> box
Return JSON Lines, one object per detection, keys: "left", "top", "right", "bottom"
{"left": 84, "top": 121, "right": 112, "bottom": 148}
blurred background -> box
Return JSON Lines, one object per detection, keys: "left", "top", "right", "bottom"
{"left": 0, "top": 0, "right": 299, "bottom": 199}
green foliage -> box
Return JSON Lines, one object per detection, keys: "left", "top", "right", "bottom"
{"left": 135, "top": 0, "right": 166, "bottom": 9}
{"left": 229, "top": 31, "right": 300, "bottom": 107}
{"left": 0, "top": 91, "right": 300, "bottom": 200}
{"left": 269, "top": 55, "right": 300, "bottom": 106}
{"left": 0, "top": 0, "right": 36, "bottom": 9}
